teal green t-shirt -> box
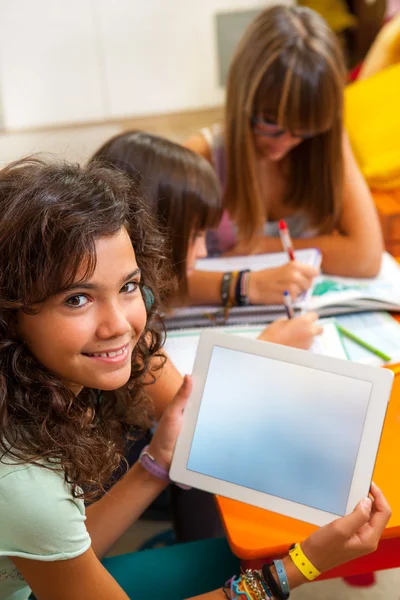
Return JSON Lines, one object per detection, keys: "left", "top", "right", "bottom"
{"left": 0, "top": 457, "right": 91, "bottom": 600}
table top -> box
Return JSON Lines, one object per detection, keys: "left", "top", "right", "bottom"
{"left": 216, "top": 363, "right": 400, "bottom": 560}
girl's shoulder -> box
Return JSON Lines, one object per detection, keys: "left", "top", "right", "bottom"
{"left": 185, "top": 123, "right": 225, "bottom": 164}
{"left": 199, "top": 123, "right": 224, "bottom": 151}
{"left": 0, "top": 456, "right": 90, "bottom": 562}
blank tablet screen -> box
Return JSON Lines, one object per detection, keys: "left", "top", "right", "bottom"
{"left": 187, "top": 346, "right": 373, "bottom": 516}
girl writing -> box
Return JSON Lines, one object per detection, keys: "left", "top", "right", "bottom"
{"left": 186, "top": 4, "right": 384, "bottom": 307}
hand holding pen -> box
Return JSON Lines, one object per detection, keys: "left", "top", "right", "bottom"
{"left": 258, "top": 309, "right": 323, "bottom": 350}
{"left": 283, "top": 290, "right": 295, "bottom": 319}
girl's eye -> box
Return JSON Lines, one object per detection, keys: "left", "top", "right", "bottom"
{"left": 65, "top": 294, "right": 89, "bottom": 308}
{"left": 121, "top": 281, "right": 139, "bottom": 294}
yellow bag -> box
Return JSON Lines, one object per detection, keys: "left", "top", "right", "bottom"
{"left": 298, "top": 0, "right": 356, "bottom": 33}
{"left": 345, "top": 63, "right": 400, "bottom": 190}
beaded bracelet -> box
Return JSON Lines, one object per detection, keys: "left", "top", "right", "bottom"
{"left": 242, "top": 569, "right": 272, "bottom": 600}
{"left": 254, "top": 571, "right": 274, "bottom": 598}
{"left": 220, "top": 272, "right": 233, "bottom": 307}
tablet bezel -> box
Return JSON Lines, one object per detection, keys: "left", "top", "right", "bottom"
{"left": 170, "top": 330, "right": 393, "bottom": 526}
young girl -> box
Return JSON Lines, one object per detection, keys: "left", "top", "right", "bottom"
{"left": 91, "top": 130, "right": 321, "bottom": 347}
{"left": 186, "top": 4, "right": 384, "bottom": 305}
{"left": 92, "top": 131, "right": 322, "bottom": 543}
{"left": 0, "top": 158, "right": 391, "bottom": 600}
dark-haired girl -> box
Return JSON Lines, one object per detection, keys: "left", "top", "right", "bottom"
{"left": 0, "top": 158, "right": 390, "bottom": 600}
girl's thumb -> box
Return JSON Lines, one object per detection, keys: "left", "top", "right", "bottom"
{"left": 336, "top": 497, "right": 372, "bottom": 536}
{"left": 172, "top": 375, "right": 192, "bottom": 410}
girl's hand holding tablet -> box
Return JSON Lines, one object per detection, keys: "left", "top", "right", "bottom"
{"left": 297, "top": 482, "right": 391, "bottom": 578}
{"left": 147, "top": 376, "right": 193, "bottom": 470}
{"left": 248, "top": 261, "right": 319, "bottom": 305}
{"left": 257, "top": 312, "right": 322, "bottom": 350}
{"left": 151, "top": 356, "right": 391, "bottom": 593}
{"left": 252, "top": 483, "right": 391, "bottom": 591}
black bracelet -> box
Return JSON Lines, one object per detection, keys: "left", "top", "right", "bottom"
{"left": 220, "top": 272, "right": 233, "bottom": 307}
{"left": 262, "top": 563, "right": 290, "bottom": 600}
{"left": 234, "top": 269, "right": 250, "bottom": 306}
{"left": 222, "top": 585, "right": 231, "bottom": 599}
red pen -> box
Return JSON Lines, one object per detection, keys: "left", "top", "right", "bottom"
{"left": 279, "top": 219, "right": 295, "bottom": 261}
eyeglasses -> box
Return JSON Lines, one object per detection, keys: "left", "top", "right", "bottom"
{"left": 251, "top": 117, "right": 317, "bottom": 141}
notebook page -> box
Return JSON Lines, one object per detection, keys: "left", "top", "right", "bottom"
{"left": 196, "top": 248, "right": 321, "bottom": 272}
{"left": 164, "top": 323, "right": 347, "bottom": 376}
{"left": 331, "top": 311, "right": 400, "bottom": 366}
{"left": 310, "top": 252, "right": 400, "bottom": 312}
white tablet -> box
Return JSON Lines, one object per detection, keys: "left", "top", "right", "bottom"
{"left": 170, "top": 330, "right": 393, "bottom": 526}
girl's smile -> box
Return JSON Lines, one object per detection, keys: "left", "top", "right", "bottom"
{"left": 83, "top": 342, "right": 130, "bottom": 362}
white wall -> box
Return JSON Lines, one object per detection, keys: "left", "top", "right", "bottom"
{"left": 0, "top": 0, "right": 292, "bottom": 130}
{"left": 0, "top": 1, "right": 106, "bottom": 129}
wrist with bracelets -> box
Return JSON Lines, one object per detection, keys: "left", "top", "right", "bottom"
{"left": 219, "top": 270, "right": 251, "bottom": 324}
{"left": 138, "top": 445, "right": 190, "bottom": 490}
{"left": 222, "top": 543, "right": 320, "bottom": 599}
{"left": 222, "top": 561, "right": 290, "bottom": 599}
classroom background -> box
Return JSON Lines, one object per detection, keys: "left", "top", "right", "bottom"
{"left": 1, "top": 1, "right": 400, "bottom": 598}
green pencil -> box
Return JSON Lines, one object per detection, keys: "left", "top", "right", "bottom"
{"left": 336, "top": 324, "right": 392, "bottom": 362}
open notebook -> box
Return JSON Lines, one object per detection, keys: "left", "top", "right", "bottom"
{"left": 310, "top": 252, "right": 400, "bottom": 315}
{"left": 165, "top": 251, "right": 400, "bottom": 330}
{"left": 165, "top": 312, "right": 400, "bottom": 375}
{"left": 164, "top": 322, "right": 347, "bottom": 376}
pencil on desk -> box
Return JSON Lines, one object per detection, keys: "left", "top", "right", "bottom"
{"left": 336, "top": 324, "right": 392, "bottom": 362}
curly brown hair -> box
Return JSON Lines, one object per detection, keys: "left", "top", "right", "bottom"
{"left": 0, "top": 157, "right": 174, "bottom": 500}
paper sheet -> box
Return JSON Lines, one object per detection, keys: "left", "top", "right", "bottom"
{"left": 310, "top": 253, "right": 400, "bottom": 312}
{"left": 164, "top": 322, "right": 347, "bottom": 376}
{"left": 330, "top": 311, "right": 400, "bottom": 366}
{"left": 196, "top": 248, "right": 321, "bottom": 272}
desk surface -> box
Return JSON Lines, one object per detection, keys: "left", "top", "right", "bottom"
{"left": 216, "top": 363, "right": 400, "bottom": 560}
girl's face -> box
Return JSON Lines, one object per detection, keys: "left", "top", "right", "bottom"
{"left": 186, "top": 230, "right": 207, "bottom": 274}
{"left": 252, "top": 118, "right": 315, "bottom": 162}
{"left": 255, "top": 130, "right": 303, "bottom": 161}
{"left": 18, "top": 227, "right": 147, "bottom": 395}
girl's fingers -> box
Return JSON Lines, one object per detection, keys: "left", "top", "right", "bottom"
{"left": 170, "top": 375, "right": 193, "bottom": 413}
{"left": 368, "top": 483, "right": 392, "bottom": 533}
{"left": 312, "top": 324, "right": 324, "bottom": 336}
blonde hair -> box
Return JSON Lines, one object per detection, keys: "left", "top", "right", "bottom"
{"left": 225, "top": 5, "right": 346, "bottom": 241}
